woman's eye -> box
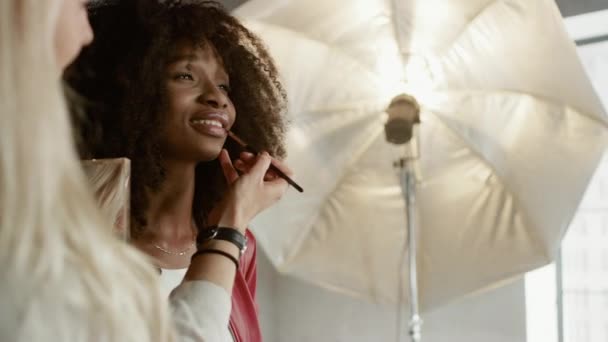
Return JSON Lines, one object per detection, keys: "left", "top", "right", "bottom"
{"left": 218, "top": 84, "right": 231, "bottom": 93}
{"left": 174, "top": 73, "right": 194, "bottom": 81}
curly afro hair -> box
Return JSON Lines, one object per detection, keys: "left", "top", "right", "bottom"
{"left": 66, "top": 0, "right": 287, "bottom": 235}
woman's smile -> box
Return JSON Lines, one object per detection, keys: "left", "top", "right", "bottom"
{"left": 189, "top": 117, "right": 227, "bottom": 138}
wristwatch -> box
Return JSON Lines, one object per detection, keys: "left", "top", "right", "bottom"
{"left": 197, "top": 226, "right": 248, "bottom": 256}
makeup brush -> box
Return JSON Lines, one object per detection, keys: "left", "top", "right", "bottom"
{"left": 227, "top": 131, "right": 303, "bottom": 193}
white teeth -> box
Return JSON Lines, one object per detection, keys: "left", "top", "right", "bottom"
{"left": 191, "top": 119, "right": 223, "bottom": 128}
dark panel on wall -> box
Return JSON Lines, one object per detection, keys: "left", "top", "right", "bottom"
{"left": 556, "top": 0, "right": 608, "bottom": 17}
{"left": 218, "top": 0, "right": 248, "bottom": 11}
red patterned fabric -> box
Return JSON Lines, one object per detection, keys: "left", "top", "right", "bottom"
{"left": 229, "top": 229, "right": 262, "bottom": 342}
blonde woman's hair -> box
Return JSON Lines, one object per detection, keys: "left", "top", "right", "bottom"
{"left": 0, "top": 1, "right": 174, "bottom": 341}
{"left": 82, "top": 158, "right": 132, "bottom": 240}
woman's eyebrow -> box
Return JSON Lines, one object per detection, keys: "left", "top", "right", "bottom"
{"left": 167, "top": 54, "right": 197, "bottom": 65}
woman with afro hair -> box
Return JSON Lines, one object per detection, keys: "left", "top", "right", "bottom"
{"left": 66, "top": 0, "right": 293, "bottom": 341}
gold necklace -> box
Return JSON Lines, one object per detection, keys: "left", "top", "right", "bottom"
{"left": 153, "top": 242, "right": 195, "bottom": 256}
{"left": 150, "top": 220, "right": 198, "bottom": 256}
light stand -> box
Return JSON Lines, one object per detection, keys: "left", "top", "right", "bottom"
{"left": 385, "top": 94, "right": 422, "bottom": 342}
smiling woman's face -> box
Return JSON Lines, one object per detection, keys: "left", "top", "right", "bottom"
{"left": 160, "top": 41, "right": 237, "bottom": 163}
{"left": 54, "top": 0, "right": 93, "bottom": 70}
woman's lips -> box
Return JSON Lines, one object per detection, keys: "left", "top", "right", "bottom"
{"left": 189, "top": 118, "right": 227, "bottom": 138}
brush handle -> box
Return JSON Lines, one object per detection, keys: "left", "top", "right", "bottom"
{"left": 241, "top": 144, "right": 304, "bottom": 193}
{"left": 227, "top": 131, "right": 303, "bottom": 193}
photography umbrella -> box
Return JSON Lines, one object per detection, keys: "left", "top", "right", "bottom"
{"left": 239, "top": 0, "right": 608, "bottom": 316}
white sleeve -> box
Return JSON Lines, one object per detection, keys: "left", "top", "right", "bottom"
{"left": 169, "top": 281, "right": 232, "bottom": 342}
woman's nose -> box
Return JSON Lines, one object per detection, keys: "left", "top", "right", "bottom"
{"left": 198, "top": 82, "right": 228, "bottom": 108}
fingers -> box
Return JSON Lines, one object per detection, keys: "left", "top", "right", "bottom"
{"left": 239, "top": 151, "right": 255, "bottom": 160}
{"left": 263, "top": 173, "right": 289, "bottom": 201}
{"left": 234, "top": 159, "right": 277, "bottom": 181}
{"left": 233, "top": 152, "right": 255, "bottom": 173}
{"left": 218, "top": 149, "right": 239, "bottom": 184}
{"left": 249, "top": 152, "right": 289, "bottom": 198}
{"left": 246, "top": 154, "right": 288, "bottom": 201}
{"left": 268, "top": 156, "right": 295, "bottom": 178}
{"left": 248, "top": 152, "right": 273, "bottom": 181}
{"left": 233, "top": 159, "right": 247, "bottom": 172}
{"left": 219, "top": 151, "right": 291, "bottom": 227}
{"left": 236, "top": 151, "right": 294, "bottom": 180}
{"left": 263, "top": 171, "right": 279, "bottom": 182}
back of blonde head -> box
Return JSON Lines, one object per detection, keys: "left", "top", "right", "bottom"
{"left": 0, "top": 0, "right": 173, "bottom": 340}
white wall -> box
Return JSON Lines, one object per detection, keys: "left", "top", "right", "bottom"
{"left": 257, "top": 250, "right": 527, "bottom": 342}
{"left": 523, "top": 10, "right": 608, "bottom": 342}
{"left": 257, "top": 248, "right": 279, "bottom": 342}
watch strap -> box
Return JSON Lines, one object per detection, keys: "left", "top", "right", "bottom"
{"left": 197, "top": 226, "right": 247, "bottom": 255}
